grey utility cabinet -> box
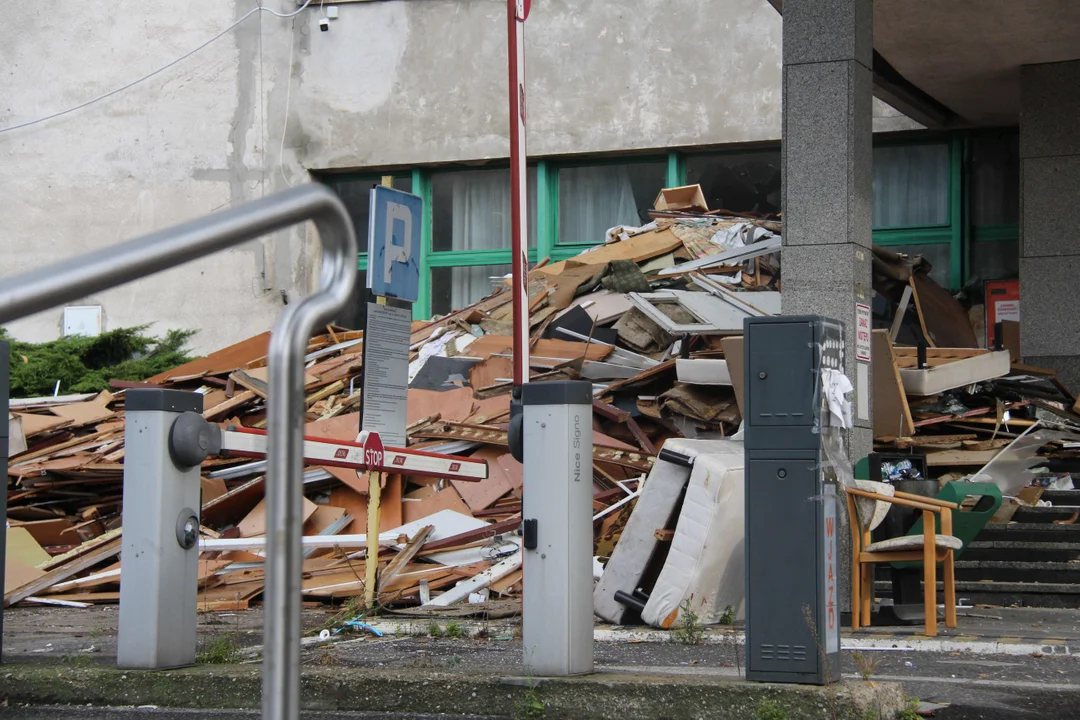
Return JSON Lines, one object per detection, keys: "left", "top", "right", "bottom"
{"left": 744, "top": 315, "right": 844, "bottom": 685}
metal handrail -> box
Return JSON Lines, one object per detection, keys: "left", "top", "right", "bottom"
{"left": 0, "top": 184, "right": 357, "bottom": 720}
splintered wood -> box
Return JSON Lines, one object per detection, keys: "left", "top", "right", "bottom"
{"left": 6, "top": 201, "right": 833, "bottom": 614}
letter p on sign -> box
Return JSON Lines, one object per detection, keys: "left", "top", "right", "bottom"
{"left": 367, "top": 185, "right": 422, "bottom": 303}
{"left": 383, "top": 201, "right": 412, "bottom": 285}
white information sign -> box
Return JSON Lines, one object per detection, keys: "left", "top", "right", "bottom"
{"left": 360, "top": 303, "right": 412, "bottom": 448}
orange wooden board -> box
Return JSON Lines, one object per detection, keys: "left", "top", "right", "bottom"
{"left": 451, "top": 448, "right": 514, "bottom": 512}
{"left": 328, "top": 486, "right": 368, "bottom": 535}
{"left": 304, "top": 505, "right": 348, "bottom": 536}
{"left": 407, "top": 387, "right": 475, "bottom": 425}
{"left": 48, "top": 401, "right": 114, "bottom": 426}
{"left": 238, "top": 496, "right": 317, "bottom": 538}
{"left": 13, "top": 413, "right": 71, "bottom": 437}
{"left": 149, "top": 332, "right": 271, "bottom": 383}
{"left": 8, "top": 518, "right": 75, "bottom": 547}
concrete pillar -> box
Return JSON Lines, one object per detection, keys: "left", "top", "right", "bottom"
{"left": 781, "top": 0, "right": 874, "bottom": 461}
{"left": 1019, "top": 60, "right": 1080, "bottom": 391}
{"left": 781, "top": 0, "right": 874, "bottom": 615}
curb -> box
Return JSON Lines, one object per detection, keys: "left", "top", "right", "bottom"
{"left": 0, "top": 664, "right": 905, "bottom": 720}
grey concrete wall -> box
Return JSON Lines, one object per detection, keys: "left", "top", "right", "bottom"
{"left": 0, "top": 0, "right": 918, "bottom": 352}
{"left": 0, "top": 0, "right": 304, "bottom": 354}
{"left": 1019, "top": 60, "right": 1080, "bottom": 391}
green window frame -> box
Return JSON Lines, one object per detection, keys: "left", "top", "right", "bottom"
{"left": 328, "top": 133, "right": 1018, "bottom": 321}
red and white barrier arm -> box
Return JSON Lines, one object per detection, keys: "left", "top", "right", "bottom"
{"left": 218, "top": 426, "right": 488, "bottom": 482}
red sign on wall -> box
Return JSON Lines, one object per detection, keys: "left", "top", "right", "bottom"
{"left": 985, "top": 280, "right": 1020, "bottom": 348}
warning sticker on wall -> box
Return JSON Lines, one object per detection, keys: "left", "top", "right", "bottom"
{"left": 855, "top": 303, "right": 872, "bottom": 362}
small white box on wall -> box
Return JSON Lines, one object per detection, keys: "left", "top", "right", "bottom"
{"left": 63, "top": 306, "right": 102, "bottom": 337}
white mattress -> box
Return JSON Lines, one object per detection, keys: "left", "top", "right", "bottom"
{"left": 592, "top": 438, "right": 737, "bottom": 625}
{"left": 642, "top": 440, "right": 746, "bottom": 629}
{"left": 898, "top": 350, "right": 1010, "bottom": 396}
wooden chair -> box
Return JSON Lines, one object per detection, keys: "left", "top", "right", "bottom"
{"left": 843, "top": 481, "right": 961, "bottom": 637}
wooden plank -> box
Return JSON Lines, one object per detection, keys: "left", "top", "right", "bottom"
{"left": 720, "top": 337, "right": 745, "bottom": 416}
{"left": 378, "top": 525, "right": 434, "bottom": 596}
{"left": 201, "top": 477, "right": 228, "bottom": 503}
{"left": 924, "top": 449, "right": 1003, "bottom": 467}
{"left": 425, "top": 553, "right": 522, "bottom": 607}
{"left": 7, "top": 517, "right": 76, "bottom": 547}
{"left": 411, "top": 423, "right": 654, "bottom": 472}
{"left": 889, "top": 284, "right": 913, "bottom": 342}
{"left": 38, "top": 591, "right": 120, "bottom": 604}
{"left": 238, "top": 496, "right": 317, "bottom": 538}
{"left": 892, "top": 347, "right": 990, "bottom": 359}
{"left": 872, "top": 330, "right": 915, "bottom": 438}
{"left": 451, "top": 446, "right": 514, "bottom": 512}
{"left": 229, "top": 370, "right": 268, "bottom": 399}
{"left": 306, "top": 380, "right": 346, "bottom": 407}
{"left": 5, "top": 560, "right": 44, "bottom": 595}
{"left": 419, "top": 516, "right": 522, "bottom": 554}
{"left": 13, "top": 413, "right": 72, "bottom": 438}
{"left": 911, "top": 273, "right": 979, "bottom": 348}
{"left": 148, "top": 332, "right": 271, "bottom": 383}
{"left": 203, "top": 390, "right": 257, "bottom": 420}
{"left": 48, "top": 402, "right": 115, "bottom": 427}
{"left": 201, "top": 476, "right": 265, "bottom": 528}
{"left": 39, "top": 527, "right": 122, "bottom": 572}
{"left": 5, "top": 537, "right": 121, "bottom": 606}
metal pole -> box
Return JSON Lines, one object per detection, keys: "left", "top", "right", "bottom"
{"left": 0, "top": 184, "right": 357, "bottom": 720}
{"left": 508, "top": 0, "right": 530, "bottom": 388}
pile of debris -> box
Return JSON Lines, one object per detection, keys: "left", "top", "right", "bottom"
{"left": 7, "top": 183, "right": 1078, "bottom": 623}
{"left": 3, "top": 185, "right": 783, "bottom": 615}
{"left": 869, "top": 245, "right": 1080, "bottom": 522}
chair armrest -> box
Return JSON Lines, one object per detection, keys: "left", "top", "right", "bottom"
{"left": 894, "top": 491, "right": 959, "bottom": 509}
{"left": 845, "top": 486, "right": 943, "bottom": 513}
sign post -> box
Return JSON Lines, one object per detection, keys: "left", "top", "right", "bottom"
{"left": 508, "top": 0, "right": 530, "bottom": 390}
{"left": 360, "top": 185, "right": 421, "bottom": 609}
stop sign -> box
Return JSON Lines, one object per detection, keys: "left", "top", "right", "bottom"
{"left": 360, "top": 431, "right": 385, "bottom": 471}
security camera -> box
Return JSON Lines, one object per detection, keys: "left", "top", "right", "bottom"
{"left": 319, "top": 17, "right": 330, "bottom": 32}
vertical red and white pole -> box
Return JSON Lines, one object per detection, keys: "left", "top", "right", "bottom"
{"left": 508, "top": 0, "right": 530, "bottom": 388}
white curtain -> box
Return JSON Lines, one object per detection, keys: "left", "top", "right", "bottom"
{"left": 558, "top": 165, "right": 639, "bottom": 245}
{"left": 449, "top": 170, "right": 512, "bottom": 253}
{"left": 873, "top": 144, "right": 949, "bottom": 227}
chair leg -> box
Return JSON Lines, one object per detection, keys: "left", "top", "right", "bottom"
{"left": 861, "top": 564, "right": 872, "bottom": 627}
{"left": 851, "top": 560, "right": 861, "bottom": 631}
{"left": 923, "top": 512, "right": 938, "bottom": 638}
{"left": 944, "top": 550, "right": 957, "bottom": 628}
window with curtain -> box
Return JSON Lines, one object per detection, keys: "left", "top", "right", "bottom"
{"left": 430, "top": 168, "right": 535, "bottom": 314}
{"left": 685, "top": 150, "right": 781, "bottom": 215}
{"left": 557, "top": 161, "right": 665, "bottom": 245}
{"left": 430, "top": 264, "right": 512, "bottom": 317}
{"left": 324, "top": 174, "right": 412, "bottom": 255}
{"left": 323, "top": 174, "right": 413, "bottom": 329}
{"left": 431, "top": 168, "right": 536, "bottom": 252}
{"left": 873, "top": 144, "right": 949, "bottom": 228}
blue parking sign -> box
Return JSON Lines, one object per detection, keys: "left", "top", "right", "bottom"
{"left": 367, "top": 186, "right": 422, "bottom": 303}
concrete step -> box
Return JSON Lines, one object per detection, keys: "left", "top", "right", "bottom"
{"left": 956, "top": 560, "right": 1080, "bottom": 584}
{"left": 875, "top": 579, "right": 1080, "bottom": 608}
{"left": 978, "top": 522, "right": 1080, "bottom": 543}
{"left": 1013, "top": 506, "right": 1080, "bottom": 523}
{"left": 963, "top": 540, "right": 1080, "bottom": 563}
{"left": 1042, "top": 489, "right": 1080, "bottom": 505}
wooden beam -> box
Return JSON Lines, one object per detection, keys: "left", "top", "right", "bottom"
{"left": 6, "top": 537, "right": 121, "bottom": 606}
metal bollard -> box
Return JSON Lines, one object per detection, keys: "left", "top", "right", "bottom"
{"left": 519, "top": 380, "right": 594, "bottom": 676}
{"left": 117, "top": 390, "right": 208, "bottom": 669}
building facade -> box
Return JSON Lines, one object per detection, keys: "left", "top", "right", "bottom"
{"left": 0, "top": 0, "right": 1019, "bottom": 352}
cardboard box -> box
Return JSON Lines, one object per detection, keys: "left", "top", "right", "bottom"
{"left": 653, "top": 184, "right": 708, "bottom": 212}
